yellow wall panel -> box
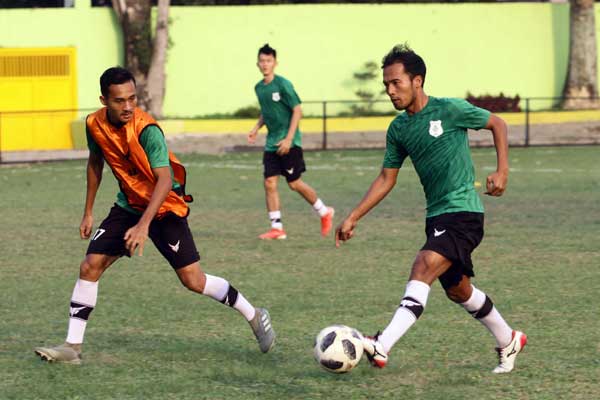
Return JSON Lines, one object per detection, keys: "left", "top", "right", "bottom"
{"left": 33, "top": 79, "right": 75, "bottom": 110}
{"left": 0, "top": 47, "right": 77, "bottom": 151}
{"left": 0, "top": 80, "right": 34, "bottom": 111}
{"left": 1, "top": 114, "right": 34, "bottom": 150}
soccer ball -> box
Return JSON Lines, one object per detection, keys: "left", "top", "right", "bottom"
{"left": 314, "top": 325, "right": 364, "bottom": 373}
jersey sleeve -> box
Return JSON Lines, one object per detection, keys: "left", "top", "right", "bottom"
{"left": 85, "top": 125, "right": 102, "bottom": 155}
{"left": 139, "top": 125, "right": 170, "bottom": 168}
{"left": 451, "top": 98, "right": 491, "bottom": 130}
{"left": 382, "top": 123, "right": 408, "bottom": 169}
{"left": 281, "top": 79, "right": 302, "bottom": 108}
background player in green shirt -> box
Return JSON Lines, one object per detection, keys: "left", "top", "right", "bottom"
{"left": 336, "top": 44, "right": 527, "bottom": 373}
{"left": 248, "top": 44, "right": 334, "bottom": 240}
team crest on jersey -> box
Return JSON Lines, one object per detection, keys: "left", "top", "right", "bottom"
{"left": 272, "top": 92, "right": 281, "bottom": 102}
{"left": 429, "top": 120, "right": 444, "bottom": 138}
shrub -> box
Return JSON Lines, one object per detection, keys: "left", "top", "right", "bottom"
{"left": 466, "top": 92, "right": 521, "bottom": 112}
{"left": 232, "top": 105, "right": 261, "bottom": 118}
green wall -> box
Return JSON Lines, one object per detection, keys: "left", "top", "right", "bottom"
{"left": 1, "top": 2, "right": 596, "bottom": 116}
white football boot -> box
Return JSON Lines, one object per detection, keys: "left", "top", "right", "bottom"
{"left": 493, "top": 330, "right": 527, "bottom": 373}
{"left": 362, "top": 332, "right": 389, "bottom": 368}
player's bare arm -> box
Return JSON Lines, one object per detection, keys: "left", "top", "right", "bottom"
{"left": 123, "top": 166, "right": 172, "bottom": 256}
{"left": 248, "top": 114, "right": 265, "bottom": 144}
{"left": 484, "top": 114, "right": 509, "bottom": 196}
{"left": 276, "top": 104, "right": 302, "bottom": 155}
{"left": 335, "top": 167, "right": 399, "bottom": 247}
{"left": 80, "top": 151, "right": 104, "bottom": 239}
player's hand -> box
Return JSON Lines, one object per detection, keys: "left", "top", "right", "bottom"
{"left": 335, "top": 217, "right": 357, "bottom": 248}
{"left": 276, "top": 138, "right": 292, "bottom": 155}
{"left": 485, "top": 170, "right": 508, "bottom": 196}
{"left": 80, "top": 214, "right": 94, "bottom": 239}
{"left": 247, "top": 130, "right": 258, "bottom": 144}
{"left": 124, "top": 223, "right": 149, "bottom": 256}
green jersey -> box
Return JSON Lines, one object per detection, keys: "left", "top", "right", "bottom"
{"left": 383, "top": 97, "right": 491, "bottom": 218}
{"left": 86, "top": 124, "right": 180, "bottom": 215}
{"left": 255, "top": 75, "right": 302, "bottom": 152}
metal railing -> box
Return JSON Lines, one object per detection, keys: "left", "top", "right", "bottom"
{"left": 303, "top": 97, "right": 600, "bottom": 149}
{"left": 1, "top": 97, "right": 599, "bottom": 162}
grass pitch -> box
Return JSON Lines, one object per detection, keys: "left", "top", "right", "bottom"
{"left": 0, "top": 147, "right": 598, "bottom": 399}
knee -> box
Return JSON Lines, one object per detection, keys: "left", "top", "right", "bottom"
{"left": 445, "top": 285, "right": 471, "bottom": 303}
{"left": 179, "top": 269, "right": 206, "bottom": 294}
{"left": 79, "top": 258, "right": 102, "bottom": 281}
{"left": 287, "top": 179, "right": 300, "bottom": 192}
{"left": 410, "top": 252, "right": 439, "bottom": 283}
{"left": 264, "top": 177, "right": 278, "bottom": 192}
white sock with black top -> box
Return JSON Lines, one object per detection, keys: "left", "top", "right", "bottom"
{"left": 312, "top": 198, "right": 329, "bottom": 217}
{"left": 460, "top": 284, "right": 513, "bottom": 348}
{"left": 268, "top": 211, "right": 283, "bottom": 230}
{"left": 379, "top": 280, "right": 430, "bottom": 353}
{"left": 66, "top": 279, "right": 98, "bottom": 344}
{"left": 203, "top": 274, "right": 256, "bottom": 321}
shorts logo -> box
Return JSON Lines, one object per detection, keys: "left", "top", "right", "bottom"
{"left": 434, "top": 228, "right": 446, "bottom": 237}
{"left": 91, "top": 228, "right": 106, "bottom": 241}
{"left": 168, "top": 240, "right": 180, "bottom": 253}
{"left": 429, "top": 120, "right": 444, "bottom": 138}
{"left": 272, "top": 92, "right": 281, "bottom": 102}
{"left": 285, "top": 167, "right": 294, "bottom": 175}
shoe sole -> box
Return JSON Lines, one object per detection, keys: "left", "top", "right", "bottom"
{"left": 261, "top": 335, "right": 276, "bottom": 353}
{"left": 366, "top": 355, "right": 387, "bottom": 368}
{"left": 34, "top": 349, "right": 81, "bottom": 365}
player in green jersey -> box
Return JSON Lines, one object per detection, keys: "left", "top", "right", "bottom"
{"left": 248, "top": 44, "right": 334, "bottom": 240}
{"left": 336, "top": 44, "right": 527, "bottom": 373}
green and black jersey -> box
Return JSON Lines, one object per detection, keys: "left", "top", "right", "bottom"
{"left": 383, "top": 97, "right": 491, "bottom": 217}
{"left": 255, "top": 75, "right": 302, "bottom": 152}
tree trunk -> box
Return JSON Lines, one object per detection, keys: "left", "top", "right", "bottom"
{"left": 146, "top": 0, "right": 170, "bottom": 119}
{"left": 112, "top": 0, "right": 170, "bottom": 117}
{"left": 562, "top": 0, "right": 599, "bottom": 109}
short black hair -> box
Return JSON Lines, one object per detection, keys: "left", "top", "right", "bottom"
{"left": 381, "top": 44, "right": 427, "bottom": 88}
{"left": 100, "top": 67, "right": 136, "bottom": 97}
{"left": 258, "top": 43, "right": 276, "bottom": 59}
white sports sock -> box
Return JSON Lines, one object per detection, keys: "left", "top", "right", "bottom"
{"left": 204, "top": 274, "right": 256, "bottom": 321}
{"left": 461, "top": 285, "right": 513, "bottom": 348}
{"left": 268, "top": 211, "right": 283, "bottom": 230}
{"left": 379, "top": 280, "right": 430, "bottom": 353}
{"left": 66, "top": 279, "right": 98, "bottom": 344}
{"left": 312, "top": 198, "right": 329, "bottom": 217}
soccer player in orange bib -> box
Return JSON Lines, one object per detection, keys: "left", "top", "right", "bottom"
{"left": 35, "top": 67, "right": 275, "bottom": 364}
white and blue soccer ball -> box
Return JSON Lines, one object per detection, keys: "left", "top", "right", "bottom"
{"left": 314, "top": 325, "right": 364, "bottom": 373}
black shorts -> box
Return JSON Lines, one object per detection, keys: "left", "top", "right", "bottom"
{"left": 86, "top": 205, "right": 200, "bottom": 269}
{"left": 421, "top": 211, "right": 484, "bottom": 290}
{"left": 263, "top": 146, "right": 306, "bottom": 182}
